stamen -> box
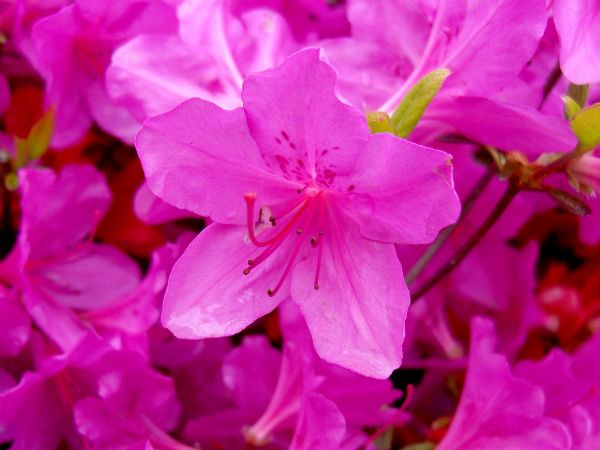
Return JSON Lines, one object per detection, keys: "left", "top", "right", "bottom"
{"left": 267, "top": 201, "right": 318, "bottom": 297}
{"left": 243, "top": 232, "right": 289, "bottom": 273}
{"left": 314, "top": 238, "right": 323, "bottom": 290}
{"left": 244, "top": 193, "right": 309, "bottom": 247}
{"left": 310, "top": 231, "right": 323, "bottom": 247}
{"left": 312, "top": 200, "right": 326, "bottom": 290}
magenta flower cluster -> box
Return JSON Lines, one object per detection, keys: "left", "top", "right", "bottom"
{"left": 1, "top": 0, "right": 600, "bottom": 449}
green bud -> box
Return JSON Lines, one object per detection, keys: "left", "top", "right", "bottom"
{"left": 391, "top": 68, "right": 451, "bottom": 138}
{"left": 366, "top": 111, "right": 395, "bottom": 134}
{"left": 571, "top": 103, "right": 600, "bottom": 151}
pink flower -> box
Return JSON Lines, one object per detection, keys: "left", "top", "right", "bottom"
{"left": 183, "top": 303, "right": 398, "bottom": 449}
{"left": 437, "top": 317, "right": 572, "bottom": 450}
{"left": 28, "top": 0, "right": 178, "bottom": 147}
{"left": 137, "top": 49, "right": 460, "bottom": 377}
{"left": 0, "top": 165, "right": 142, "bottom": 351}
{"left": 324, "top": 0, "right": 576, "bottom": 155}
{"left": 0, "top": 333, "right": 181, "bottom": 450}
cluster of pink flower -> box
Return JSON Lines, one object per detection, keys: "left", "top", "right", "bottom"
{"left": 1, "top": 0, "right": 600, "bottom": 449}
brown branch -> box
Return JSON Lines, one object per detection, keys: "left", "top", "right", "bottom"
{"left": 406, "top": 168, "right": 494, "bottom": 285}
{"left": 410, "top": 185, "right": 518, "bottom": 302}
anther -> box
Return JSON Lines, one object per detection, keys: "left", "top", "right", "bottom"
{"left": 310, "top": 230, "right": 323, "bottom": 247}
{"left": 247, "top": 259, "right": 254, "bottom": 265}
{"left": 243, "top": 268, "right": 251, "bottom": 275}
{"left": 296, "top": 228, "right": 302, "bottom": 234}
{"left": 267, "top": 289, "right": 275, "bottom": 297}
{"left": 314, "top": 284, "right": 320, "bottom": 290}
{"left": 269, "top": 216, "right": 276, "bottom": 226}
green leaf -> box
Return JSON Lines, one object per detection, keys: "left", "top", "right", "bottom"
{"left": 571, "top": 103, "right": 600, "bottom": 151}
{"left": 391, "top": 68, "right": 451, "bottom": 138}
{"left": 562, "top": 95, "right": 581, "bottom": 120}
{"left": 366, "top": 111, "right": 395, "bottom": 134}
{"left": 27, "top": 107, "right": 55, "bottom": 160}
{"left": 14, "top": 137, "right": 28, "bottom": 169}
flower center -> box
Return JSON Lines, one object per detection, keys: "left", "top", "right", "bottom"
{"left": 243, "top": 187, "right": 325, "bottom": 296}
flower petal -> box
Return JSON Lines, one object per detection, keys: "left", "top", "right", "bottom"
{"left": 291, "top": 213, "right": 409, "bottom": 378}
{"left": 242, "top": 48, "right": 369, "bottom": 179}
{"left": 554, "top": 0, "right": 600, "bottom": 84}
{"left": 136, "top": 98, "right": 296, "bottom": 224}
{"left": 162, "top": 224, "right": 287, "bottom": 338}
{"left": 19, "top": 165, "right": 111, "bottom": 262}
{"left": 342, "top": 132, "right": 460, "bottom": 245}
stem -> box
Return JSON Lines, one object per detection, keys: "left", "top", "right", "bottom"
{"left": 410, "top": 185, "right": 518, "bottom": 302}
{"left": 534, "top": 150, "right": 580, "bottom": 180}
{"left": 406, "top": 168, "right": 494, "bottom": 285}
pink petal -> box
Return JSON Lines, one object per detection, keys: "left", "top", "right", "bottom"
{"left": 134, "top": 181, "right": 194, "bottom": 225}
{"left": 290, "top": 393, "right": 346, "bottom": 450}
{"left": 136, "top": 98, "right": 295, "bottom": 224}
{"left": 291, "top": 214, "right": 409, "bottom": 378}
{"left": 428, "top": 96, "right": 577, "bottom": 155}
{"left": 438, "top": 317, "right": 573, "bottom": 450}
{"left": 162, "top": 224, "right": 286, "bottom": 338}
{"left": 19, "top": 165, "right": 111, "bottom": 262}
{"left": 222, "top": 335, "right": 281, "bottom": 416}
{"left": 241, "top": 48, "right": 369, "bottom": 178}
{"left": 341, "top": 132, "right": 460, "bottom": 244}
{"left": 107, "top": 34, "right": 241, "bottom": 122}
{"left": 554, "top": 0, "right": 600, "bottom": 84}
{"left": 29, "top": 244, "right": 141, "bottom": 311}
{"left": 0, "top": 288, "right": 31, "bottom": 357}
{"left": 437, "top": 0, "right": 547, "bottom": 96}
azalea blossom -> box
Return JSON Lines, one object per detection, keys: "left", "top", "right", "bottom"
{"left": 137, "top": 49, "right": 460, "bottom": 377}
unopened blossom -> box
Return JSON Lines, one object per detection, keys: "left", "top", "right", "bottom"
{"left": 137, "top": 49, "right": 460, "bottom": 377}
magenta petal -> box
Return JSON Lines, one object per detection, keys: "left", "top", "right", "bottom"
{"left": 438, "top": 317, "right": 573, "bottom": 450}
{"left": 107, "top": 34, "right": 241, "bottom": 121}
{"left": 134, "top": 181, "right": 194, "bottom": 225}
{"left": 242, "top": 48, "right": 369, "bottom": 176}
{"left": 136, "top": 98, "right": 295, "bottom": 224}
{"left": 437, "top": 0, "right": 547, "bottom": 96}
{"left": 75, "top": 398, "right": 148, "bottom": 450}
{"left": 222, "top": 335, "right": 281, "bottom": 416}
{"left": 22, "top": 286, "right": 89, "bottom": 352}
{"left": 290, "top": 393, "right": 346, "bottom": 450}
{"left": 0, "top": 288, "right": 31, "bottom": 357}
{"left": 0, "top": 371, "right": 68, "bottom": 450}
{"left": 162, "top": 224, "right": 285, "bottom": 338}
{"left": 291, "top": 216, "right": 409, "bottom": 378}
{"left": 19, "top": 165, "right": 111, "bottom": 261}
{"left": 554, "top": 0, "right": 600, "bottom": 84}
{"left": 29, "top": 244, "right": 141, "bottom": 310}
{"left": 342, "top": 132, "right": 460, "bottom": 244}
{"left": 429, "top": 96, "right": 577, "bottom": 155}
